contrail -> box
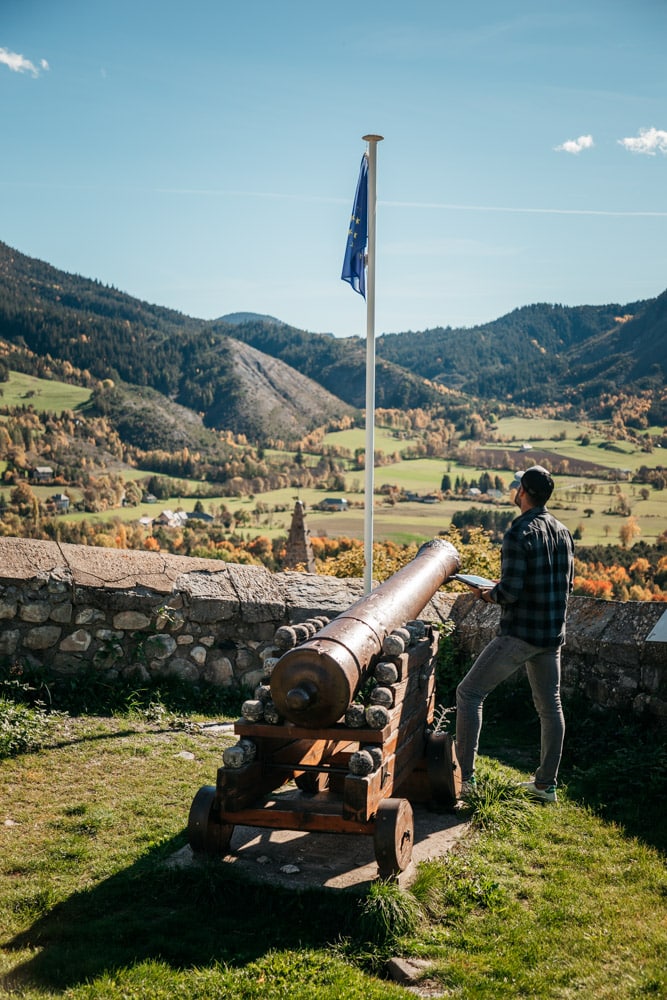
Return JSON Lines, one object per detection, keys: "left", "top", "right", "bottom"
{"left": 383, "top": 199, "right": 667, "bottom": 218}
{"left": 156, "top": 187, "right": 667, "bottom": 218}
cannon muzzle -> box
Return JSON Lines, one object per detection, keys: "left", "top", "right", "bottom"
{"left": 270, "top": 537, "right": 459, "bottom": 727}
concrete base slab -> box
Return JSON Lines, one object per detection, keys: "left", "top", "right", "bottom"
{"left": 170, "top": 796, "right": 469, "bottom": 892}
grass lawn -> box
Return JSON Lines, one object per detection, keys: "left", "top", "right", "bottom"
{"left": 1, "top": 706, "right": 665, "bottom": 1000}
{"left": 0, "top": 371, "right": 91, "bottom": 412}
{"left": 321, "top": 426, "right": 412, "bottom": 456}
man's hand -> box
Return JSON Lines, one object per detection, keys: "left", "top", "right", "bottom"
{"left": 473, "top": 587, "right": 493, "bottom": 604}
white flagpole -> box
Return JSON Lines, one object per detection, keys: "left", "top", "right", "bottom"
{"left": 362, "top": 134, "right": 383, "bottom": 594}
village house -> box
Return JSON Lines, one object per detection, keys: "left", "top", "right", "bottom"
{"left": 50, "top": 493, "right": 70, "bottom": 512}
{"left": 319, "top": 497, "right": 348, "bottom": 511}
{"left": 31, "top": 466, "right": 54, "bottom": 483}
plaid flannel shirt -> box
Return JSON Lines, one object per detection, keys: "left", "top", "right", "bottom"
{"left": 489, "top": 506, "right": 574, "bottom": 648}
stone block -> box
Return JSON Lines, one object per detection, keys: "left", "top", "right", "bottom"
{"left": 20, "top": 602, "right": 51, "bottom": 623}
{"left": 226, "top": 564, "right": 286, "bottom": 623}
{"left": 59, "top": 629, "right": 92, "bottom": 653}
{"left": 165, "top": 657, "right": 200, "bottom": 683}
{"left": 50, "top": 602, "right": 73, "bottom": 624}
{"left": 76, "top": 607, "right": 107, "bottom": 625}
{"left": 564, "top": 598, "right": 617, "bottom": 655}
{"left": 0, "top": 629, "right": 19, "bottom": 656}
{"left": 201, "top": 653, "right": 234, "bottom": 686}
{"left": 236, "top": 647, "right": 258, "bottom": 671}
{"left": 24, "top": 626, "right": 62, "bottom": 650}
{"left": 278, "top": 570, "right": 361, "bottom": 620}
{"left": 143, "top": 634, "right": 177, "bottom": 660}
{"left": 240, "top": 668, "right": 265, "bottom": 691}
{"left": 113, "top": 611, "right": 152, "bottom": 631}
{"left": 180, "top": 572, "right": 239, "bottom": 623}
{"left": 0, "top": 599, "right": 18, "bottom": 620}
{"left": 51, "top": 654, "right": 85, "bottom": 674}
{"left": 96, "top": 629, "right": 123, "bottom": 642}
{"left": 0, "top": 538, "right": 63, "bottom": 583}
{"left": 641, "top": 662, "right": 667, "bottom": 697}
{"left": 598, "top": 602, "right": 663, "bottom": 667}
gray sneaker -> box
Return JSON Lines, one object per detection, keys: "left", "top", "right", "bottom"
{"left": 459, "top": 777, "right": 477, "bottom": 798}
{"left": 519, "top": 781, "right": 557, "bottom": 803}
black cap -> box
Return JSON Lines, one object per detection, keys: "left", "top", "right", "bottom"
{"left": 517, "top": 465, "right": 554, "bottom": 503}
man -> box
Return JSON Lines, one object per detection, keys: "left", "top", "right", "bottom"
{"left": 456, "top": 465, "right": 574, "bottom": 802}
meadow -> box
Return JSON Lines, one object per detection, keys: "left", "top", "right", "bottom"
{"left": 28, "top": 450, "right": 665, "bottom": 548}
{"left": 0, "top": 370, "right": 92, "bottom": 411}
{"left": 2, "top": 369, "right": 665, "bottom": 548}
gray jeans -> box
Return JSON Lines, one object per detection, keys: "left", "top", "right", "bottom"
{"left": 455, "top": 634, "right": 565, "bottom": 786}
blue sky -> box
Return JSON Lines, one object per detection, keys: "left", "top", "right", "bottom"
{"left": 2, "top": 0, "right": 666, "bottom": 338}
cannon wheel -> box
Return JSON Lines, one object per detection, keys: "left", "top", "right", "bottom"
{"left": 188, "top": 785, "right": 234, "bottom": 856}
{"left": 426, "top": 731, "right": 461, "bottom": 807}
{"left": 373, "top": 798, "right": 414, "bottom": 878}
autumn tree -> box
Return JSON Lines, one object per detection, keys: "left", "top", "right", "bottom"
{"left": 619, "top": 516, "right": 641, "bottom": 549}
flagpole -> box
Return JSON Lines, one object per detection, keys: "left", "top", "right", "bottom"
{"left": 362, "top": 134, "right": 383, "bottom": 594}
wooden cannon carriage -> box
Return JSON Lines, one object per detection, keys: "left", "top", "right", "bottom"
{"left": 187, "top": 538, "right": 462, "bottom": 879}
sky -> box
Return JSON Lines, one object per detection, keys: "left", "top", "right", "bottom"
{"left": 2, "top": 0, "right": 666, "bottom": 339}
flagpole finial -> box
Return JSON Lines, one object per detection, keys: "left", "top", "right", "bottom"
{"left": 362, "top": 134, "right": 384, "bottom": 143}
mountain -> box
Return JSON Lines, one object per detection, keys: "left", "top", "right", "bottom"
{"left": 0, "top": 241, "right": 439, "bottom": 436}
{"left": 0, "top": 240, "right": 665, "bottom": 442}
{"left": 218, "top": 311, "right": 287, "bottom": 326}
{"left": 0, "top": 241, "right": 354, "bottom": 441}
{"left": 200, "top": 338, "right": 352, "bottom": 439}
{"left": 374, "top": 298, "right": 665, "bottom": 404}
{"left": 209, "top": 316, "right": 444, "bottom": 410}
{"left": 562, "top": 290, "right": 667, "bottom": 391}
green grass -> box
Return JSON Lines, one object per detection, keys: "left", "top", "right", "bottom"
{"left": 321, "top": 426, "right": 412, "bottom": 455}
{"left": 0, "top": 371, "right": 91, "bottom": 412}
{"left": 491, "top": 416, "right": 591, "bottom": 441}
{"left": 0, "top": 703, "right": 665, "bottom": 1000}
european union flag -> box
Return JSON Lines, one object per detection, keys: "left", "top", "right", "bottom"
{"left": 341, "top": 153, "right": 368, "bottom": 298}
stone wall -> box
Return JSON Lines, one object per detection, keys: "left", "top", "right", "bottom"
{"left": 0, "top": 538, "right": 665, "bottom": 719}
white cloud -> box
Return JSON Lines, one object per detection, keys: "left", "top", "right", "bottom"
{"left": 0, "top": 46, "right": 48, "bottom": 77}
{"left": 555, "top": 134, "right": 594, "bottom": 155}
{"left": 618, "top": 127, "right": 667, "bottom": 156}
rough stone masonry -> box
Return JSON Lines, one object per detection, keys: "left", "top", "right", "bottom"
{"left": 0, "top": 538, "right": 665, "bottom": 719}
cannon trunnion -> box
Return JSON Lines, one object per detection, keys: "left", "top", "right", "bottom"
{"left": 188, "top": 539, "right": 461, "bottom": 880}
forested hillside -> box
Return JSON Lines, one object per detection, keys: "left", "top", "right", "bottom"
{"left": 1, "top": 239, "right": 666, "bottom": 443}
{"left": 374, "top": 299, "right": 665, "bottom": 403}
{"left": 0, "top": 242, "right": 439, "bottom": 435}
{"left": 211, "top": 315, "right": 444, "bottom": 409}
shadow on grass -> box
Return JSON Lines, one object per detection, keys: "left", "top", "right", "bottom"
{"left": 476, "top": 685, "right": 667, "bottom": 855}
{"left": 2, "top": 834, "right": 360, "bottom": 994}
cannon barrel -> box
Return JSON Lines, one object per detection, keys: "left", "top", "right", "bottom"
{"left": 270, "top": 538, "right": 460, "bottom": 728}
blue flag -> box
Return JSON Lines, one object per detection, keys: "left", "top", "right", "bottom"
{"left": 341, "top": 153, "right": 368, "bottom": 298}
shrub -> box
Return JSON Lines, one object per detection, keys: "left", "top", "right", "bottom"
{"left": 0, "top": 698, "right": 55, "bottom": 758}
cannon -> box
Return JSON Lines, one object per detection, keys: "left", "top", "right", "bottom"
{"left": 271, "top": 537, "right": 460, "bottom": 728}
{"left": 188, "top": 538, "right": 462, "bottom": 879}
